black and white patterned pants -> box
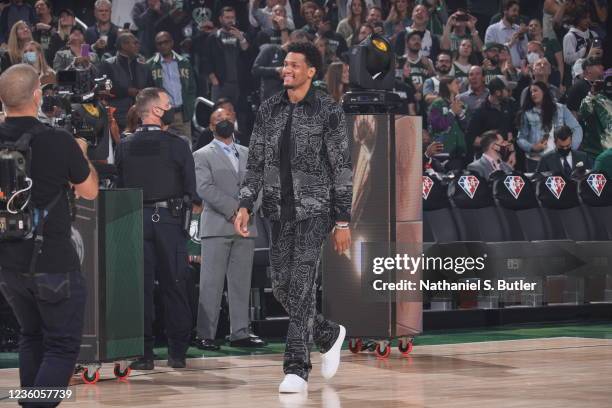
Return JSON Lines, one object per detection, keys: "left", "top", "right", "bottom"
{"left": 270, "top": 215, "right": 340, "bottom": 380}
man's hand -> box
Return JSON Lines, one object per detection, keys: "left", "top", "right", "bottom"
{"left": 228, "top": 26, "right": 246, "bottom": 42}
{"left": 94, "top": 38, "right": 107, "bottom": 50}
{"left": 450, "top": 98, "right": 464, "bottom": 115}
{"left": 425, "top": 141, "right": 444, "bottom": 157}
{"left": 36, "top": 22, "right": 51, "bottom": 31}
{"left": 332, "top": 226, "right": 351, "bottom": 254}
{"left": 273, "top": 15, "right": 287, "bottom": 30}
{"left": 234, "top": 208, "right": 250, "bottom": 237}
{"left": 209, "top": 74, "right": 220, "bottom": 86}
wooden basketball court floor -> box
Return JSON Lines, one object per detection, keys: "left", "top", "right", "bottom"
{"left": 1, "top": 337, "right": 611, "bottom": 407}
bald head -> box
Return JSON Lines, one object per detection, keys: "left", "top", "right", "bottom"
{"left": 155, "top": 31, "right": 174, "bottom": 57}
{"left": 0, "top": 64, "right": 41, "bottom": 113}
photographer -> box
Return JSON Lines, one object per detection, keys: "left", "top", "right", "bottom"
{"left": 0, "top": 64, "right": 98, "bottom": 405}
{"left": 440, "top": 9, "right": 483, "bottom": 54}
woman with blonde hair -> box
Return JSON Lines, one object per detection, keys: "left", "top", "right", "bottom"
{"left": 1, "top": 20, "right": 33, "bottom": 71}
{"left": 325, "top": 61, "right": 350, "bottom": 103}
{"left": 22, "top": 41, "right": 56, "bottom": 85}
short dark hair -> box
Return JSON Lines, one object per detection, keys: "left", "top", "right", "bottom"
{"left": 116, "top": 32, "right": 136, "bottom": 51}
{"left": 438, "top": 76, "right": 455, "bottom": 100}
{"left": 286, "top": 41, "right": 322, "bottom": 77}
{"left": 582, "top": 56, "right": 602, "bottom": 71}
{"left": 554, "top": 125, "right": 572, "bottom": 141}
{"left": 572, "top": 7, "right": 589, "bottom": 26}
{"left": 503, "top": 0, "right": 519, "bottom": 11}
{"left": 213, "top": 97, "right": 233, "bottom": 111}
{"left": 220, "top": 6, "right": 235, "bottom": 15}
{"left": 135, "top": 87, "right": 166, "bottom": 117}
{"left": 481, "top": 130, "right": 501, "bottom": 152}
{"left": 436, "top": 50, "right": 452, "bottom": 61}
{"left": 405, "top": 30, "right": 422, "bottom": 43}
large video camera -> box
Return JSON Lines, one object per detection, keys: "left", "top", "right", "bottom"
{"left": 43, "top": 70, "right": 112, "bottom": 148}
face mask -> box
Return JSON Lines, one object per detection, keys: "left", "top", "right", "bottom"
{"left": 557, "top": 147, "right": 571, "bottom": 157}
{"left": 156, "top": 106, "right": 174, "bottom": 126}
{"left": 527, "top": 52, "right": 539, "bottom": 66}
{"left": 23, "top": 51, "right": 37, "bottom": 65}
{"left": 215, "top": 120, "right": 234, "bottom": 138}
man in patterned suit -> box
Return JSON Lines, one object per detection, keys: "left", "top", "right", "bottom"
{"left": 234, "top": 41, "right": 352, "bottom": 394}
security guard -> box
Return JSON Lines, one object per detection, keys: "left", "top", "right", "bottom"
{"left": 0, "top": 64, "right": 99, "bottom": 406}
{"left": 115, "top": 87, "right": 197, "bottom": 370}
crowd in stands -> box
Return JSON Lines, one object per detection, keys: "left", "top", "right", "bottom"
{"left": 0, "top": 0, "right": 610, "bottom": 176}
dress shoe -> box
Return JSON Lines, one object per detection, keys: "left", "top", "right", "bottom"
{"left": 321, "top": 325, "right": 345, "bottom": 380}
{"left": 167, "top": 357, "right": 186, "bottom": 369}
{"left": 195, "top": 338, "right": 221, "bottom": 351}
{"left": 130, "top": 358, "right": 154, "bottom": 370}
{"left": 278, "top": 374, "right": 308, "bottom": 393}
{"left": 230, "top": 335, "right": 268, "bottom": 348}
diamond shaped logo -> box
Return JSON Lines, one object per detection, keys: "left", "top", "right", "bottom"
{"left": 545, "top": 176, "right": 566, "bottom": 199}
{"left": 587, "top": 173, "right": 607, "bottom": 197}
{"left": 458, "top": 175, "right": 480, "bottom": 199}
{"left": 423, "top": 176, "right": 434, "bottom": 200}
{"left": 504, "top": 176, "right": 525, "bottom": 199}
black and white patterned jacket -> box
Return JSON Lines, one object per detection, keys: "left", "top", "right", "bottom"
{"left": 239, "top": 88, "right": 353, "bottom": 223}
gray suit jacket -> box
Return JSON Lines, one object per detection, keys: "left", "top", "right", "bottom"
{"left": 194, "top": 141, "right": 259, "bottom": 238}
{"left": 467, "top": 156, "right": 513, "bottom": 180}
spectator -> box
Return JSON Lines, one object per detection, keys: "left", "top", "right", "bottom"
{"left": 153, "top": 6, "right": 193, "bottom": 58}
{"left": 424, "top": 50, "right": 453, "bottom": 105}
{"left": 1, "top": 20, "right": 33, "bottom": 72}
{"left": 418, "top": 0, "right": 449, "bottom": 37}
{"left": 441, "top": 9, "right": 483, "bottom": 54}
{"left": 485, "top": 0, "right": 529, "bottom": 67}
{"left": 100, "top": 33, "right": 154, "bottom": 129}
{"left": 53, "top": 26, "right": 99, "bottom": 72}
{"left": 22, "top": 40, "right": 55, "bottom": 86}
{"left": 427, "top": 76, "right": 468, "bottom": 162}
{"left": 482, "top": 42, "right": 504, "bottom": 84}
{"left": 459, "top": 65, "right": 489, "bottom": 118}
{"left": 517, "top": 81, "right": 582, "bottom": 171}
{"left": 32, "top": 0, "right": 56, "bottom": 63}
{"left": 467, "top": 130, "right": 514, "bottom": 179}
{"left": 0, "top": 0, "right": 36, "bottom": 46}
{"left": 498, "top": 43, "right": 520, "bottom": 82}
{"left": 578, "top": 68, "right": 612, "bottom": 160}
{"left": 536, "top": 125, "right": 592, "bottom": 174}
{"left": 384, "top": 0, "right": 413, "bottom": 41}
{"left": 314, "top": 36, "right": 336, "bottom": 78}
{"left": 131, "top": 0, "right": 172, "bottom": 59}
{"left": 337, "top": 0, "right": 375, "bottom": 22}
{"left": 594, "top": 148, "right": 612, "bottom": 175}
{"left": 466, "top": 77, "right": 517, "bottom": 160}
{"left": 299, "top": 1, "right": 320, "bottom": 36}
{"left": 255, "top": 4, "right": 292, "bottom": 47}
{"left": 566, "top": 56, "right": 603, "bottom": 114}
{"left": 47, "top": 8, "right": 76, "bottom": 66}
{"left": 570, "top": 34, "right": 603, "bottom": 80}
{"left": 249, "top": 0, "right": 295, "bottom": 31}
{"left": 542, "top": 0, "right": 566, "bottom": 41}
{"left": 336, "top": 0, "right": 366, "bottom": 42}
{"left": 348, "top": 23, "right": 373, "bottom": 45}
{"left": 325, "top": 61, "right": 349, "bottom": 103}
{"left": 562, "top": 6, "right": 598, "bottom": 67}
{"left": 395, "top": 4, "right": 440, "bottom": 60}
{"left": 528, "top": 18, "right": 565, "bottom": 88}
{"left": 403, "top": 30, "right": 434, "bottom": 93}
{"left": 366, "top": 5, "right": 384, "bottom": 26}
{"left": 148, "top": 32, "right": 197, "bottom": 145}
{"left": 202, "top": 6, "right": 250, "bottom": 105}
{"left": 587, "top": 0, "right": 607, "bottom": 40}
{"left": 517, "top": 57, "right": 560, "bottom": 105}
{"left": 315, "top": 11, "right": 348, "bottom": 59}
{"left": 85, "top": 0, "right": 119, "bottom": 59}
{"left": 453, "top": 38, "right": 476, "bottom": 90}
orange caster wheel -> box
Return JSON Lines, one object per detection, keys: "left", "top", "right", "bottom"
{"left": 114, "top": 363, "right": 131, "bottom": 380}
{"left": 82, "top": 368, "right": 100, "bottom": 384}
{"left": 348, "top": 338, "right": 363, "bottom": 354}
{"left": 398, "top": 339, "right": 413, "bottom": 356}
{"left": 375, "top": 343, "right": 391, "bottom": 359}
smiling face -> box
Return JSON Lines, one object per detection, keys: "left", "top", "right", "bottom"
{"left": 528, "top": 19, "right": 542, "bottom": 38}
{"left": 282, "top": 52, "right": 315, "bottom": 90}
{"left": 412, "top": 5, "right": 429, "bottom": 24}
{"left": 366, "top": 7, "right": 382, "bottom": 23}
{"left": 530, "top": 84, "right": 544, "bottom": 105}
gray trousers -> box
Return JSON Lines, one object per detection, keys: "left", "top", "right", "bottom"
{"left": 197, "top": 236, "right": 255, "bottom": 341}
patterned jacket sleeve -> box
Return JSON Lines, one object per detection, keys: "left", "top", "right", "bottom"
{"left": 325, "top": 102, "right": 353, "bottom": 222}
{"left": 239, "top": 107, "right": 266, "bottom": 211}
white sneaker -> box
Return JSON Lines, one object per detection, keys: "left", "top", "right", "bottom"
{"left": 320, "top": 325, "right": 346, "bottom": 380}
{"left": 278, "top": 374, "right": 308, "bottom": 393}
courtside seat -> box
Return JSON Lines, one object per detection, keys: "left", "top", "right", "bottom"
{"left": 422, "top": 172, "right": 460, "bottom": 243}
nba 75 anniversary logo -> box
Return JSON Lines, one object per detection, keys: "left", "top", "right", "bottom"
{"left": 504, "top": 176, "right": 525, "bottom": 199}
{"left": 458, "top": 175, "right": 479, "bottom": 199}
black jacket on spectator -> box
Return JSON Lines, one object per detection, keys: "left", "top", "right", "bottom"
{"left": 100, "top": 54, "right": 154, "bottom": 128}
{"left": 466, "top": 97, "right": 517, "bottom": 159}
{"left": 252, "top": 43, "right": 286, "bottom": 102}
{"left": 132, "top": 0, "right": 172, "bottom": 58}
{"left": 85, "top": 23, "right": 119, "bottom": 58}
{"left": 566, "top": 78, "right": 591, "bottom": 113}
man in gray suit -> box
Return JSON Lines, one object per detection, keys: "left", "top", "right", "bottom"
{"left": 467, "top": 130, "right": 514, "bottom": 180}
{"left": 193, "top": 108, "right": 267, "bottom": 350}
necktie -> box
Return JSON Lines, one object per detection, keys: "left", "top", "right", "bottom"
{"left": 562, "top": 157, "right": 572, "bottom": 176}
{"left": 224, "top": 146, "right": 239, "bottom": 172}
